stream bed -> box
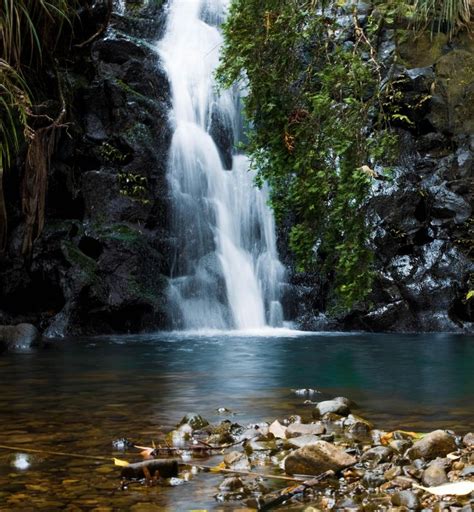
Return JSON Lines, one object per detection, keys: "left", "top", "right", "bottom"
{"left": 0, "top": 331, "right": 473, "bottom": 510}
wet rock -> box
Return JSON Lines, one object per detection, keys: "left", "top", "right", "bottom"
{"left": 315, "top": 397, "right": 351, "bottom": 416}
{"left": 389, "top": 439, "right": 413, "bottom": 453}
{"left": 391, "top": 490, "right": 420, "bottom": 510}
{"left": 284, "top": 441, "right": 356, "bottom": 475}
{"left": 0, "top": 323, "right": 40, "bottom": 353}
{"left": 422, "top": 460, "right": 448, "bottom": 487}
{"left": 408, "top": 430, "right": 456, "bottom": 460}
{"left": 219, "top": 477, "right": 244, "bottom": 491}
{"left": 344, "top": 414, "right": 373, "bottom": 440}
{"left": 286, "top": 435, "right": 321, "bottom": 449}
{"left": 224, "top": 451, "right": 250, "bottom": 471}
{"left": 460, "top": 465, "right": 474, "bottom": 477}
{"left": 362, "top": 469, "right": 386, "bottom": 488}
{"left": 287, "top": 422, "right": 325, "bottom": 437}
{"left": 361, "top": 446, "right": 393, "bottom": 465}
{"left": 463, "top": 433, "right": 474, "bottom": 448}
{"left": 268, "top": 420, "right": 287, "bottom": 439}
{"left": 384, "top": 465, "right": 402, "bottom": 480}
{"left": 178, "top": 413, "right": 209, "bottom": 431}
{"left": 391, "top": 475, "right": 418, "bottom": 489}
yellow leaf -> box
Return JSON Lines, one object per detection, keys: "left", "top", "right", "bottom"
{"left": 210, "top": 462, "right": 226, "bottom": 473}
{"left": 466, "top": 290, "right": 474, "bottom": 301}
{"left": 413, "top": 481, "right": 474, "bottom": 496}
{"left": 113, "top": 458, "right": 130, "bottom": 467}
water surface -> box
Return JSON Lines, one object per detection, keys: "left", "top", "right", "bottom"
{"left": 0, "top": 331, "right": 472, "bottom": 510}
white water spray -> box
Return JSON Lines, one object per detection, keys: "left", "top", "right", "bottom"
{"left": 158, "top": 0, "right": 285, "bottom": 330}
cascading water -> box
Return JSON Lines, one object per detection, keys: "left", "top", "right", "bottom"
{"left": 158, "top": 0, "right": 285, "bottom": 330}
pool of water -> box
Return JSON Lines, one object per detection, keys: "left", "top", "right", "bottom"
{"left": 0, "top": 331, "right": 473, "bottom": 510}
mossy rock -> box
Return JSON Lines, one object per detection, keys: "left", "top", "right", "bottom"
{"left": 62, "top": 241, "right": 98, "bottom": 279}
{"left": 97, "top": 223, "right": 145, "bottom": 245}
{"left": 397, "top": 31, "right": 447, "bottom": 68}
{"left": 429, "top": 49, "right": 474, "bottom": 134}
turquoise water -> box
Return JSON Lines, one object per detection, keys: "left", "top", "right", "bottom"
{"left": 0, "top": 331, "right": 472, "bottom": 510}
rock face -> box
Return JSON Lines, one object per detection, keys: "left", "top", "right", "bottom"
{"left": 285, "top": 20, "right": 473, "bottom": 333}
{"left": 0, "top": 324, "right": 40, "bottom": 352}
{"left": 284, "top": 440, "right": 356, "bottom": 475}
{"left": 0, "top": 1, "right": 173, "bottom": 336}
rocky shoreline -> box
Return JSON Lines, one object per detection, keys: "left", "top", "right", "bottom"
{"left": 117, "top": 395, "right": 474, "bottom": 510}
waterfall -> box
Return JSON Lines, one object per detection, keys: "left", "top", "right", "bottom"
{"left": 158, "top": 0, "right": 285, "bottom": 330}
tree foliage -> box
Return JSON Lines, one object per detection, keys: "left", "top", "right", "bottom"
{"left": 0, "top": 0, "right": 84, "bottom": 253}
{"left": 218, "top": 0, "right": 397, "bottom": 310}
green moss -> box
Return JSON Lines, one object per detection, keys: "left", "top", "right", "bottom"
{"left": 98, "top": 223, "right": 145, "bottom": 245}
{"left": 397, "top": 31, "right": 447, "bottom": 67}
{"left": 128, "top": 277, "right": 160, "bottom": 305}
{"left": 62, "top": 241, "right": 97, "bottom": 278}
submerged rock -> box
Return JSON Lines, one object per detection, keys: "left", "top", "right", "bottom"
{"left": 0, "top": 323, "right": 40, "bottom": 353}
{"left": 178, "top": 413, "right": 209, "bottom": 431}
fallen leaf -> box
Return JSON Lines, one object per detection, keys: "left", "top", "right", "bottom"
{"left": 413, "top": 481, "right": 474, "bottom": 496}
{"left": 446, "top": 451, "right": 461, "bottom": 460}
{"left": 210, "top": 462, "right": 226, "bottom": 473}
{"left": 113, "top": 458, "right": 129, "bottom": 467}
{"left": 134, "top": 445, "right": 155, "bottom": 459}
{"left": 381, "top": 430, "right": 425, "bottom": 445}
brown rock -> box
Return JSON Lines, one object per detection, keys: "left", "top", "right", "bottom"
{"left": 284, "top": 441, "right": 356, "bottom": 475}
{"left": 408, "top": 430, "right": 456, "bottom": 460}
{"left": 422, "top": 460, "right": 448, "bottom": 487}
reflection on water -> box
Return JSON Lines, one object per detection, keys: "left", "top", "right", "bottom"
{"left": 0, "top": 331, "right": 472, "bottom": 509}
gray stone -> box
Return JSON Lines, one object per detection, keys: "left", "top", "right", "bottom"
{"left": 422, "top": 460, "right": 448, "bottom": 487}
{"left": 224, "top": 451, "right": 250, "bottom": 471}
{"left": 460, "top": 465, "right": 474, "bottom": 477}
{"left": 391, "top": 490, "right": 420, "bottom": 510}
{"left": 360, "top": 446, "right": 393, "bottom": 465}
{"left": 284, "top": 441, "right": 356, "bottom": 475}
{"left": 408, "top": 430, "right": 456, "bottom": 460}
{"left": 286, "top": 435, "right": 321, "bottom": 449}
{"left": 286, "top": 422, "right": 325, "bottom": 437}
{"left": 315, "top": 397, "right": 351, "bottom": 416}
{"left": 463, "top": 432, "right": 474, "bottom": 448}
{"left": 362, "top": 469, "right": 386, "bottom": 488}
{"left": 219, "top": 477, "right": 244, "bottom": 491}
{"left": 0, "top": 323, "right": 40, "bottom": 353}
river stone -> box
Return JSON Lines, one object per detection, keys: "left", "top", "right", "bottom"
{"left": 315, "top": 397, "right": 351, "bottom": 416}
{"left": 178, "top": 413, "right": 209, "bottom": 430}
{"left": 408, "top": 430, "right": 456, "bottom": 460}
{"left": 362, "top": 469, "right": 386, "bottom": 488}
{"left": 286, "top": 435, "right": 321, "bottom": 449}
{"left": 389, "top": 439, "right": 412, "bottom": 453}
{"left": 422, "top": 460, "right": 448, "bottom": 486}
{"left": 344, "top": 414, "right": 373, "bottom": 440}
{"left": 224, "top": 451, "right": 250, "bottom": 471}
{"left": 286, "top": 422, "right": 325, "bottom": 437}
{"left": 460, "top": 465, "right": 474, "bottom": 477}
{"left": 284, "top": 440, "right": 356, "bottom": 475}
{"left": 219, "top": 477, "right": 244, "bottom": 491}
{"left": 360, "top": 446, "right": 393, "bottom": 465}
{"left": 0, "top": 323, "right": 40, "bottom": 352}
{"left": 391, "top": 490, "right": 420, "bottom": 510}
{"left": 463, "top": 432, "right": 474, "bottom": 448}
